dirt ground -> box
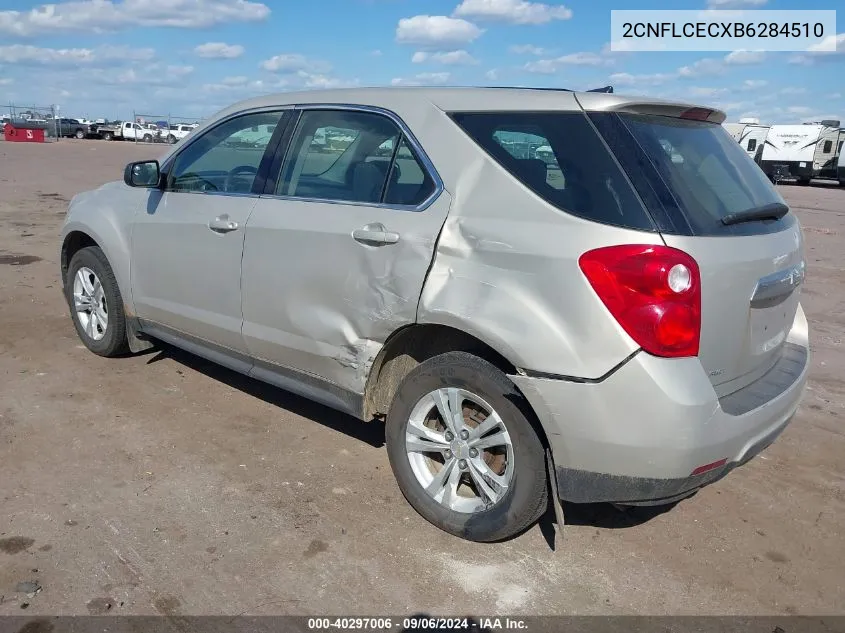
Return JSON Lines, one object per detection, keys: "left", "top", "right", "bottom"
{"left": 0, "top": 139, "right": 843, "bottom": 617}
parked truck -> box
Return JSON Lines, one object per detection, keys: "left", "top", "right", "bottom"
{"left": 97, "top": 121, "right": 158, "bottom": 142}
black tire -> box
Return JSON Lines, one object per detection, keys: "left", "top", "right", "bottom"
{"left": 797, "top": 178, "right": 811, "bottom": 186}
{"left": 65, "top": 246, "right": 129, "bottom": 357}
{"left": 103, "top": 132, "right": 113, "bottom": 141}
{"left": 385, "top": 351, "right": 548, "bottom": 542}
{"left": 142, "top": 134, "right": 152, "bottom": 143}
{"left": 168, "top": 135, "right": 177, "bottom": 144}
{"left": 75, "top": 129, "right": 85, "bottom": 139}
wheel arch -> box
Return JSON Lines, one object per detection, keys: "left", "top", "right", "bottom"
{"left": 363, "top": 323, "right": 549, "bottom": 442}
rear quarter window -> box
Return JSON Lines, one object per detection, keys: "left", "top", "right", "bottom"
{"left": 449, "top": 111, "right": 656, "bottom": 232}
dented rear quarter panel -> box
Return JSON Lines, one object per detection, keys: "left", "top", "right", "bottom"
{"left": 415, "top": 102, "right": 663, "bottom": 380}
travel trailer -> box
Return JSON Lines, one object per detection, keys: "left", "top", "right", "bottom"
{"left": 838, "top": 138, "right": 845, "bottom": 185}
{"left": 723, "top": 118, "right": 770, "bottom": 163}
{"left": 760, "top": 120, "right": 841, "bottom": 184}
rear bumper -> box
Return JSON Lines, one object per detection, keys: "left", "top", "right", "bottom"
{"left": 760, "top": 160, "right": 813, "bottom": 180}
{"left": 511, "top": 304, "right": 810, "bottom": 505}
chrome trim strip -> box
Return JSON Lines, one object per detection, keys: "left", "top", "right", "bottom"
{"left": 750, "top": 261, "right": 805, "bottom": 308}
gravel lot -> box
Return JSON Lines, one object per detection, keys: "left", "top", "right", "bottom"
{"left": 0, "top": 139, "right": 843, "bottom": 616}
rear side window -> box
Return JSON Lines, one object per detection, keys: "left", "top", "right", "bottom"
{"left": 450, "top": 112, "right": 655, "bottom": 231}
{"left": 747, "top": 138, "right": 757, "bottom": 152}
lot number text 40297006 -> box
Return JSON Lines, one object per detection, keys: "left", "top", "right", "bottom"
{"left": 306, "top": 617, "right": 529, "bottom": 630}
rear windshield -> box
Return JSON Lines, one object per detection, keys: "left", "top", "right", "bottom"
{"left": 449, "top": 111, "right": 656, "bottom": 231}
{"left": 591, "top": 113, "right": 789, "bottom": 236}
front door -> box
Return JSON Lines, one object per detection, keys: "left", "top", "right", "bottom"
{"left": 241, "top": 107, "right": 450, "bottom": 394}
{"left": 131, "top": 110, "right": 286, "bottom": 354}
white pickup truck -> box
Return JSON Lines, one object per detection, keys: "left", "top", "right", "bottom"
{"left": 97, "top": 121, "right": 159, "bottom": 142}
{"left": 164, "top": 123, "right": 198, "bottom": 144}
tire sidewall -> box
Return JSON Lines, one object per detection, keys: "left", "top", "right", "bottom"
{"left": 385, "top": 353, "right": 546, "bottom": 542}
{"left": 65, "top": 248, "right": 124, "bottom": 356}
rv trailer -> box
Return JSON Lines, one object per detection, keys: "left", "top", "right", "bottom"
{"left": 838, "top": 136, "right": 845, "bottom": 186}
{"left": 723, "top": 118, "right": 770, "bottom": 163}
{"left": 761, "top": 119, "right": 842, "bottom": 184}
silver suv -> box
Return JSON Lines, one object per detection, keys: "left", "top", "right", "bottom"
{"left": 60, "top": 88, "right": 810, "bottom": 542}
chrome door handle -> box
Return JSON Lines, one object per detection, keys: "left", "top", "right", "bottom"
{"left": 209, "top": 215, "right": 239, "bottom": 233}
{"left": 352, "top": 223, "right": 400, "bottom": 245}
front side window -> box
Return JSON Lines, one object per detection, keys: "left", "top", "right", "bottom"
{"left": 747, "top": 138, "right": 757, "bottom": 152}
{"left": 277, "top": 109, "right": 434, "bottom": 206}
{"left": 823, "top": 140, "right": 833, "bottom": 153}
{"left": 167, "top": 111, "right": 282, "bottom": 194}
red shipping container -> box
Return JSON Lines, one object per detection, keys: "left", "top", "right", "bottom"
{"left": 4, "top": 124, "right": 46, "bottom": 143}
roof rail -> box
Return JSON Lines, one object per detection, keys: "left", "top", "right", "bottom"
{"left": 482, "top": 85, "right": 615, "bottom": 94}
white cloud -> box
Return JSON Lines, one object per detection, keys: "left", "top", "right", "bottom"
{"left": 260, "top": 54, "right": 330, "bottom": 73}
{"left": 706, "top": 0, "right": 766, "bottom": 7}
{"left": 829, "top": 92, "right": 842, "bottom": 99}
{"left": 509, "top": 44, "right": 546, "bottom": 55}
{"left": 677, "top": 57, "right": 725, "bottom": 77}
{"left": 688, "top": 86, "right": 729, "bottom": 97}
{"left": 485, "top": 69, "right": 499, "bottom": 80}
{"left": 296, "top": 71, "right": 359, "bottom": 89}
{"left": 724, "top": 50, "right": 767, "bottom": 65}
{"left": 412, "top": 49, "right": 478, "bottom": 65}
{"left": 0, "top": 43, "right": 153, "bottom": 65}
{"left": 780, "top": 86, "right": 806, "bottom": 95}
{"left": 396, "top": 15, "right": 483, "bottom": 48}
{"left": 790, "top": 33, "right": 845, "bottom": 65}
{"left": 524, "top": 51, "right": 612, "bottom": 73}
{"left": 741, "top": 79, "right": 767, "bottom": 89}
{"left": 0, "top": 78, "right": 13, "bottom": 85}
{"left": 166, "top": 65, "right": 194, "bottom": 77}
{"left": 370, "top": 50, "right": 383, "bottom": 57}
{"left": 453, "top": 0, "right": 572, "bottom": 25}
{"left": 194, "top": 42, "right": 244, "bottom": 59}
{"left": 609, "top": 72, "right": 676, "bottom": 87}
{"left": 0, "top": 0, "right": 270, "bottom": 37}
{"left": 787, "top": 106, "right": 812, "bottom": 115}
{"left": 391, "top": 72, "right": 452, "bottom": 86}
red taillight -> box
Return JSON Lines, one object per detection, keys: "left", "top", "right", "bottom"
{"left": 679, "top": 108, "right": 713, "bottom": 121}
{"left": 578, "top": 244, "right": 701, "bottom": 358}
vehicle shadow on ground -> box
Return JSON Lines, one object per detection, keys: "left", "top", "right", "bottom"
{"left": 535, "top": 501, "right": 680, "bottom": 550}
{"left": 143, "top": 342, "right": 386, "bottom": 449}
{"left": 139, "top": 342, "right": 679, "bottom": 546}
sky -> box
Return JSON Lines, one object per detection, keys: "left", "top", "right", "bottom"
{"left": 0, "top": 0, "right": 842, "bottom": 123}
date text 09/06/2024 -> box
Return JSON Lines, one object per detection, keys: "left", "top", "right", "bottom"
{"left": 307, "top": 617, "right": 529, "bottom": 630}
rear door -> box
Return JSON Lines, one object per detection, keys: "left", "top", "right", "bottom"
{"left": 590, "top": 110, "right": 805, "bottom": 396}
{"left": 240, "top": 106, "right": 449, "bottom": 395}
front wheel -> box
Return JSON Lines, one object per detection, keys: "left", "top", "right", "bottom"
{"left": 142, "top": 134, "right": 152, "bottom": 143}
{"left": 168, "top": 134, "right": 177, "bottom": 144}
{"left": 385, "top": 352, "right": 548, "bottom": 542}
{"left": 65, "top": 246, "right": 129, "bottom": 357}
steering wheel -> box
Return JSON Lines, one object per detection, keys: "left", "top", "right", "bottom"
{"left": 225, "top": 165, "right": 258, "bottom": 193}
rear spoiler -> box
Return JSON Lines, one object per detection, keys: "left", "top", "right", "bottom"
{"left": 574, "top": 93, "right": 727, "bottom": 124}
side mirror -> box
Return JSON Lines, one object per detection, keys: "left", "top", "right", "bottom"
{"left": 124, "top": 160, "right": 161, "bottom": 188}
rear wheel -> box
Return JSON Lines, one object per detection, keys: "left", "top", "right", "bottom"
{"left": 142, "top": 134, "right": 152, "bottom": 143}
{"left": 75, "top": 129, "right": 85, "bottom": 139}
{"left": 168, "top": 134, "right": 177, "bottom": 144}
{"left": 797, "top": 178, "right": 811, "bottom": 186}
{"left": 385, "top": 352, "right": 548, "bottom": 542}
{"left": 65, "top": 246, "right": 129, "bottom": 357}
{"left": 103, "top": 131, "right": 113, "bottom": 141}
